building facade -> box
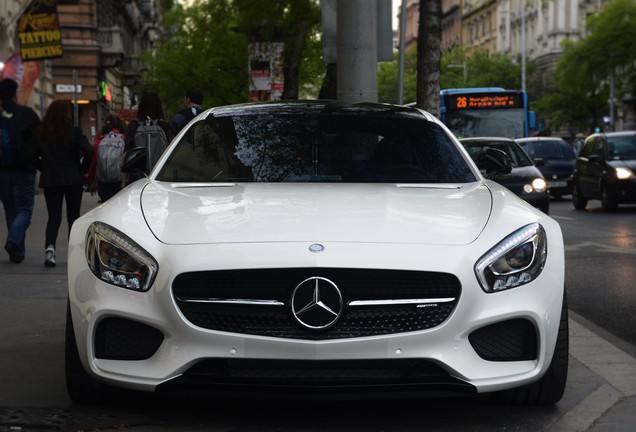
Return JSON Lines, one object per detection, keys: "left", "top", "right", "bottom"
{"left": 0, "top": 0, "right": 159, "bottom": 140}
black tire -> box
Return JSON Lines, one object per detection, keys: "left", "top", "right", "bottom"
{"left": 572, "top": 182, "right": 587, "bottom": 210}
{"left": 65, "top": 300, "right": 106, "bottom": 404}
{"left": 601, "top": 184, "right": 618, "bottom": 212}
{"left": 491, "top": 290, "right": 569, "bottom": 405}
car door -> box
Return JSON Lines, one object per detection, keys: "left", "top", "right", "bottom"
{"left": 577, "top": 136, "right": 604, "bottom": 198}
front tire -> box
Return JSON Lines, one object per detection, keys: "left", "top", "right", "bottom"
{"left": 65, "top": 300, "right": 106, "bottom": 404}
{"left": 492, "top": 290, "right": 569, "bottom": 405}
{"left": 572, "top": 182, "right": 587, "bottom": 210}
{"left": 601, "top": 184, "right": 618, "bottom": 212}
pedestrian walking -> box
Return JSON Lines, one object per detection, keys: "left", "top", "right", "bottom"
{"left": 87, "top": 113, "right": 126, "bottom": 203}
{"left": 32, "top": 100, "right": 93, "bottom": 267}
{"left": 122, "top": 91, "right": 174, "bottom": 186}
{"left": 0, "top": 78, "right": 41, "bottom": 264}
{"left": 171, "top": 87, "right": 203, "bottom": 134}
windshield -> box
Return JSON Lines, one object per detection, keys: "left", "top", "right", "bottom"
{"left": 463, "top": 140, "right": 534, "bottom": 168}
{"left": 520, "top": 140, "right": 575, "bottom": 160}
{"left": 445, "top": 109, "right": 526, "bottom": 139}
{"left": 155, "top": 109, "right": 477, "bottom": 184}
{"left": 607, "top": 135, "right": 636, "bottom": 160}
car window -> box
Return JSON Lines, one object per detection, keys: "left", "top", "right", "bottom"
{"left": 463, "top": 141, "right": 533, "bottom": 168}
{"left": 606, "top": 135, "right": 636, "bottom": 160}
{"left": 522, "top": 140, "right": 575, "bottom": 160}
{"left": 155, "top": 112, "right": 477, "bottom": 184}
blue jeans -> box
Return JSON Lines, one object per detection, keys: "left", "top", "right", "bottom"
{"left": 0, "top": 169, "right": 36, "bottom": 257}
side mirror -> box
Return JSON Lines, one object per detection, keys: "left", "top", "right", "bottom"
{"left": 120, "top": 146, "right": 147, "bottom": 175}
{"left": 532, "top": 157, "right": 545, "bottom": 167}
{"left": 484, "top": 148, "right": 512, "bottom": 179}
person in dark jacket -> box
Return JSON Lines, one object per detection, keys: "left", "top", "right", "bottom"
{"left": 122, "top": 91, "right": 174, "bottom": 186}
{"left": 32, "top": 100, "right": 93, "bottom": 267}
{"left": 0, "top": 78, "right": 41, "bottom": 264}
{"left": 171, "top": 87, "right": 203, "bottom": 134}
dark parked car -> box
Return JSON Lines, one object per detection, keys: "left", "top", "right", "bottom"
{"left": 461, "top": 137, "right": 550, "bottom": 214}
{"left": 516, "top": 137, "right": 576, "bottom": 199}
{"left": 572, "top": 131, "right": 636, "bottom": 211}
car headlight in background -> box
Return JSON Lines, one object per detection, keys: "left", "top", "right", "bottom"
{"left": 85, "top": 222, "right": 158, "bottom": 292}
{"left": 523, "top": 178, "right": 547, "bottom": 194}
{"left": 475, "top": 223, "right": 547, "bottom": 293}
{"left": 614, "top": 167, "right": 634, "bottom": 180}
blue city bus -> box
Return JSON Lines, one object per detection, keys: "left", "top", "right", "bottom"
{"left": 439, "top": 87, "right": 536, "bottom": 139}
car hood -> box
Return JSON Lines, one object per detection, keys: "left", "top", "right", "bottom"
{"left": 608, "top": 159, "right": 636, "bottom": 171}
{"left": 140, "top": 182, "right": 493, "bottom": 246}
{"left": 494, "top": 166, "right": 543, "bottom": 185}
{"left": 538, "top": 159, "right": 575, "bottom": 175}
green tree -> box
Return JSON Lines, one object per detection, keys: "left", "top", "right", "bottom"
{"left": 378, "top": 46, "right": 417, "bottom": 104}
{"left": 141, "top": 0, "right": 323, "bottom": 118}
{"left": 142, "top": 0, "right": 248, "bottom": 116}
{"left": 535, "top": 0, "right": 636, "bottom": 133}
{"left": 233, "top": 0, "right": 323, "bottom": 99}
{"left": 379, "top": 45, "right": 529, "bottom": 105}
{"left": 441, "top": 47, "right": 527, "bottom": 90}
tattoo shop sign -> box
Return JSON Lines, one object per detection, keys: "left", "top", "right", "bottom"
{"left": 18, "top": 0, "right": 64, "bottom": 61}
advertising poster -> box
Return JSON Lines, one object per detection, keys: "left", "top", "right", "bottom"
{"left": 1, "top": 53, "right": 40, "bottom": 105}
{"left": 248, "top": 42, "right": 284, "bottom": 102}
{"left": 18, "top": 0, "right": 64, "bottom": 61}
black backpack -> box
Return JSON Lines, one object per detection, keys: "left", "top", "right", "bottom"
{"left": 132, "top": 119, "right": 169, "bottom": 172}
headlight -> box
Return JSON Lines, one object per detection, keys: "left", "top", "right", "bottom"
{"left": 85, "top": 222, "right": 158, "bottom": 292}
{"left": 523, "top": 178, "right": 547, "bottom": 193}
{"left": 615, "top": 167, "right": 634, "bottom": 180}
{"left": 475, "top": 223, "right": 547, "bottom": 293}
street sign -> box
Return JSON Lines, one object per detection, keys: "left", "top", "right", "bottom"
{"left": 56, "top": 84, "right": 82, "bottom": 93}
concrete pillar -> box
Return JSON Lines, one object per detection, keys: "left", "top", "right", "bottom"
{"left": 336, "top": 0, "right": 377, "bottom": 103}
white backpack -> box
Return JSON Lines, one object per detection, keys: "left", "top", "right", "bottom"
{"left": 96, "top": 131, "right": 125, "bottom": 182}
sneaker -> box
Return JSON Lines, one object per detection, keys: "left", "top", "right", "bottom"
{"left": 4, "top": 241, "right": 24, "bottom": 264}
{"left": 44, "top": 245, "right": 56, "bottom": 267}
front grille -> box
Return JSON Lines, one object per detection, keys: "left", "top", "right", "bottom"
{"left": 468, "top": 318, "right": 537, "bottom": 361}
{"left": 172, "top": 268, "right": 461, "bottom": 340}
{"left": 94, "top": 317, "right": 164, "bottom": 360}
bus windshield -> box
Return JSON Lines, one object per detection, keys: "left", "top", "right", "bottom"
{"left": 445, "top": 108, "right": 526, "bottom": 139}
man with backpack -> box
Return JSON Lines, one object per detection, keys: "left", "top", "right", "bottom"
{"left": 87, "top": 114, "right": 126, "bottom": 202}
{"left": 122, "top": 92, "right": 174, "bottom": 186}
{"left": 0, "top": 78, "right": 41, "bottom": 263}
{"left": 171, "top": 87, "right": 203, "bottom": 134}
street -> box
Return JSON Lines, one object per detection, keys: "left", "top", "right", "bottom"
{"left": 1, "top": 194, "right": 636, "bottom": 431}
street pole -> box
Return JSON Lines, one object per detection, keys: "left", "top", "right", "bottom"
{"left": 502, "top": 8, "right": 526, "bottom": 92}
{"left": 521, "top": 9, "right": 526, "bottom": 92}
{"left": 397, "top": 0, "right": 406, "bottom": 104}
{"left": 72, "top": 69, "right": 79, "bottom": 127}
{"left": 337, "top": 0, "right": 377, "bottom": 103}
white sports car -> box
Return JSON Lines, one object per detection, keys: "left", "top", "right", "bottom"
{"left": 66, "top": 100, "right": 568, "bottom": 405}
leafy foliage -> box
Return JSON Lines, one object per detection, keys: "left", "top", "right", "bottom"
{"left": 140, "top": 0, "right": 323, "bottom": 120}
{"left": 535, "top": 0, "right": 636, "bottom": 133}
{"left": 379, "top": 45, "right": 527, "bottom": 105}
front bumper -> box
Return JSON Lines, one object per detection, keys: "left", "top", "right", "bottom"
{"left": 68, "top": 238, "right": 565, "bottom": 397}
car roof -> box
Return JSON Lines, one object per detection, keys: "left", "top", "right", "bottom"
{"left": 516, "top": 137, "right": 567, "bottom": 143}
{"left": 459, "top": 136, "right": 516, "bottom": 143}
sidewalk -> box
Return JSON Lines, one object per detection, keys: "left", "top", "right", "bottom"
{"left": 2, "top": 190, "right": 100, "bottom": 270}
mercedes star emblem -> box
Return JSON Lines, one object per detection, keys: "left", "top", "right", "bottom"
{"left": 290, "top": 277, "right": 343, "bottom": 330}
